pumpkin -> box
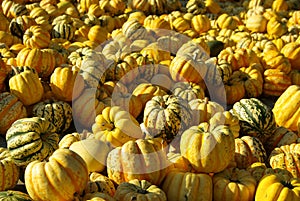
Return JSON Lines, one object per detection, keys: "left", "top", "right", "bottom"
{"left": 222, "top": 78, "right": 246, "bottom": 105}
{"left": 171, "top": 16, "right": 191, "bottom": 33}
{"left": 100, "top": 0, "right": 126, "bottom": 15}
{"left": 127, "top": 0, "right": 165, "bottom": 15}
{"left": 84, "top": 172, "right": 116, "bottom": 197}
{"left": 6, "top": 117, "right": 59, "bottom": 166}
{"left": 180, "top": 121, "right": 235, "bottom": 173}
{"left": 114, "top": 179, "right": 167, "bottom": 201}
{"left": 166, "top": 152, "right": 193, "bottom": 172}
{"left": 229, "top": 64, "right": 263, "bottom": 98}
{"left": 50, "top": 65, "right": 85, "bottom": 102}
{"left": 263, "top": 69, "right": 292, "bottom": 97}
{"left": 143, "top": 95, "right": 192, "bottom": 143}
{"left": 169, "top": 54, "right": 208, "bottom": 83}
{"left": 171, "top": 81, "right": 205, "bottom": 102}
{"left": 262, "top": 49, "right": 291, "bottom": 74}
{"left": 161, "top": 170, "right": 213, "bottom": 201}
{"left": 0, "top": 13, "right": 9, "bottom": 32}
{"left": 272, "top": 85, "right": 300, "bottom": 132}
{"left": 0, "top": 190, "right": 32, "bottom": 200}
{"left": 188, "top": 97, "right": 224, "bottom": 126}
{"left": 23, "top": 25, "right": 50, "bottom": 49}
{"left": 247, "top": 162, "right": 294, "bottom": 183}
{"left": 8, "top": 66, "right": 44, "bottom": 106}
{"left": 245, "top": 14, "right": 267, "bottom": 33}
{"left": 140, "top": 42, "right": 171, "bottom": 64}
{"left": 0, "top": 31, "right": 21, "bottom": 47}
{"left": 0, "top": 148, "right": 19, "bottom": 191}
{"left": 205, "top": 0, "right": 221, "bottom": 14}
{"left": 269, "top": 143, "right": 300, "bottom": 178}
{"left": 92, "top": 106, "right": 144, "bottom": 148}
{"left": 191, "top": 14, "right": 211, "bottom": 35}
{"left": 267, "top": 16, "right": 288, "bottom": 39}
{"left": 216, "top": 13, "right": 238, "bottom": 30}
{"left": 51, "top": 21, "right": 75, "bottom": 41}
{"left": 281, "top": 42, "right": 300, "bottom": 70}
{"left": 72, "top": 88, "right": 111, "bottom": 130}
{"left": 213, "top": 167, "right": 257, "bottom": 201}
{"left": 122, "top": 19, "right": 149, "bottom": 41}
{"left": 69, "top": 138, "right": 110, "bottom": 173}
{"left": 32, "top": 99, "right": 73, "bottom": 134}
{"left": 24, "top": 148, "right": 89, "bottom": 201}
{"left": 230, "top": 98, "right": 276, "bottom": 143}
{"left": 234, "top": 136, "right": 267, "bottom": 169}
{"left": 131, "top": 83, "right": 167, "bottom": 109}
{"left": 185, "top": 0, "right": 206, "bottom": 15}
{"left": 106, "top": 138, "right": 168, "bottom": 185}
{"left": 59, "top": 132, "right": 81, "bottom": 148}
{"left": 264, "top": 126, "right": 299, "bottom": 155}
{"left": 16, "top": 47, "right": 56, "bottom": 78}
{"left": 255, "top": 173, "right": 300, "bottom": 201}
{"left": 0, "top": 92, "right": 27, "bottom": 135}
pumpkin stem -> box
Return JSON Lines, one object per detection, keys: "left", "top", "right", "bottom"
{"left": 281, "top": 181, "right": 294, "bottom": 189}
{"left": 11, "top": 65, "right": 19, "bottom": 75}
{"left": 137, "top": 188, "right": 148, "bottom": 194}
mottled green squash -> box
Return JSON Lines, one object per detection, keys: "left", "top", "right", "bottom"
{"left": 0, "top": 190, "right": 32, "bottom": 201}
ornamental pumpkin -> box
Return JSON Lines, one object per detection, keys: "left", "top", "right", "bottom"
{"left": 191, "top": 14, "right": 211, "bottom": 35}
{"left": 188, "top": 98, "right": 224, "bottom": 126}
{"left": 262, "top": 49, "right": 291, "bottom": 74}
{"left": 216, "top": 13, "right": 238, "bottom": 30}
{"left": 0, "top": 92, "right": 27, "bottom": 135}
{"left": 59, "top": 132, "right": 81, "bottom": 148}
{"left": 264, "top": 126, "right": 299, "bottom": 155}
{"left": 92, "top": 106, "right": 144, "bottom": 148}
{"left": 180, "top": 122, "right": 235, "bottom": 173}
{"left": 6, "top": 117, "right": 59, "bottom": 166}
{"left": 106, "top": 138, "right": 168, "bottom": 186}
{"left": 234, "top": 136, "right": 267, "bottom": 169}
{"left": 247, "top": 162, "right": 293, "bottom": 183}
{"left": 169, "top": 54, "right": 208, "bottom": 83}
{"left": 245, "top": 14, "right": 267, "bottom": 33}
{"left": 0, "top": 190, "right": 32, "bottom": 201}
{"left": 84, "top": 172, "right": 116, "bottom": 197}
{"left": 272, "top": 85, "right": 300, "bottom": 131}
{"left": 213, "top": 167, "right": 257, "bottom": 201}
{"left": 114, "top": 179, "right": 167, "bottom": 201}
{"left": 9, "top": 15, "right": 36, "bottom": 39}
{"left": 24, "top": 148, "right": 89, "bottom": 201}
{"left": 122, "top": 19, "right": 149, "bottom": 41}
{"left": 267, "top": 17, "right": 288, "bottom": 39}
{"left": 69, "top": 138, "right": 110, "bottom": 173}
{"left": 131, "top": 83, "right": 167, "bottom": 109}
{"left": 289, "top": 69, "right": 300, "bottom": 85}
{"left": 223, "top": 78, "right": 246, "bottom": 105}
{"left": 281, "top": 42, "right": 300, "bottom": 70}
{"left": 50, "top": 65, "right": 85, "bottom": 101}
{"left": 230, "top": 98, "right": 276, "bottom": 143}
{"left": 51, "top": 21, "right": 75, "bottom": 41}
{"left": 255, "top": 173, "right": 300, "bottom": 201}
{"left": 143, "top": 95, "right": 192, "bottom": 143}
{"left": 263, "top": 69, "right": 292, "bottom": 97}
{"left": 269, "top": 143, "right": 300, "bottom": 178}
{"left": 8, "top": 66, "right": 44, "bottom": 106}
{"left": 32, "top": 100, "right": 72, "bottom": 133}
{"left": 161, "top": 170, "right": 213, "bottom": 201}
{"left": 0, "top": 147, "right": 19, "bottom": 191}
{"left": 16, "top": 47, "right": 56, "bottom": 78}
{"left": 185, "top": 0, "right": 206, "bottom": 15}
{"left": 140, "top": 42, "right": 171, "bottom": 64}
{"left": 23, "top": 25, "right": 50, "bottom": 49}
{"left": 171, "top": 81, "right": 205, "bottom": 102}
{"left": 82, "top": 192, "right": 115, "bottom": 201}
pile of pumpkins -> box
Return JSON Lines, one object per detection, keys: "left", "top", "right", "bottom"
{"left": 1, "top": 0, "right": 300, "bottom": 200}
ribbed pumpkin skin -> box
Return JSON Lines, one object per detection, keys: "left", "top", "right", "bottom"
{"left": 23, "top": 25, "right": 50, "bottom": 49}
{"left": 0, "top": 148, "right": 19, "bottom": 191}
{"left": 24, "top": 148, "right": 89, "bottom": 201}
{"left": 161, "top": 170, "right": 213, "bottom": 201}
{"left": 143, "top": 95, "right": 192, "bottom": 143}
{"left": 9, "top": 15, "right": 36, "bottom": 39}
{"left": 230, "top": 98, "right": 276, "bottom": 143}
{"left": 213, "top": 167, "right": 257, "bottom": 201}
{"left": 16, "top": 47, "right": 56, "bottom": 78}
{"left": 83, "top": 192, "right": 115, "bottom": 201}
{"left": 84, "top": 172, "right": 116, "bottom": 197}
{"left": 114, "top": 179, "right": 167, "bottom": 201}
{"left": 0, "top": 190, "right": 33, "bottom": 201}
{"left": 263, "top": 69, "right": 292, "bottom": 97}
{"left": 272, "top": 85, "right": 300, "bottom": 131}
{"left": 281, "top": 42, "right": 300, "bottom": 70}
{"left": 269, "top": 143, "right": 300, "bottom": 178}
{"left": 32, "top": 100, "right": 73, "bottom": 134}
{"left": 180, "top": 122, "right": 235, "bottom": 173}
{"left": 107, "top": 138, "right": 168, "bottom": 186}
{"left": 234, "top": 136, "right": 267, "bottom": 169}
{"left": 9, "top": 66, "right": 44, "bottom": 106}
{"left": 171, "top": 82, "right": 205, "bottom": 102}
{"left": 255, "top": 173, "right": 300, "bottom": 201}
{"left": 92, "top": 106, "right": 143, "bottom": 148}
{"left": 6, "top": 117, "right": 59, "bottom": 166}
{"left": 0, "top": 92, "right": 27, "bottom": 135}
